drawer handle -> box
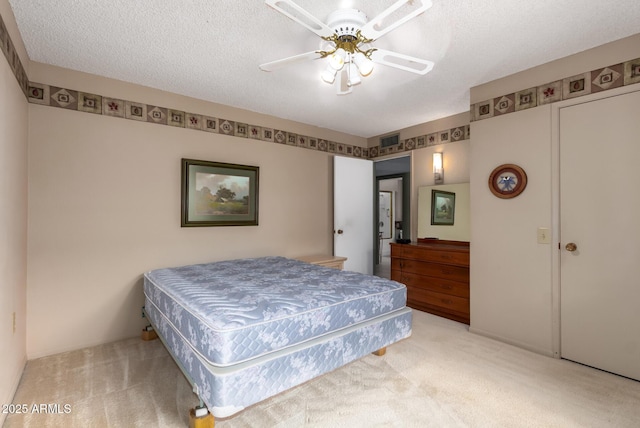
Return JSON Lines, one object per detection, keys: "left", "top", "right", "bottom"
{"left": 440, "top": 284, "right": 453, "bottom": 290}
{"left": 440, "top": 254, "right": 452, "bottom": 260}
{"left": 441, "top": 299, "right": 453, "bottom": 305}
{"left": 441, "top": 269, "right": 454, "bottom": 275}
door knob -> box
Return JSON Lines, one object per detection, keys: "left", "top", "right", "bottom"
{"left": 336, "top": 229, "right": 344, "bottom": 235}
{"left": 565, "top": 242, "right": 577, "bottom": 252}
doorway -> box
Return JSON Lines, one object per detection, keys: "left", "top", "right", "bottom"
{"left": 374, "top": 156, "right": 411, "bottom": 278}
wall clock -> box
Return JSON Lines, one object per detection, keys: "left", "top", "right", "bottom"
{"left": 488, "top": 164, "right": 527, "bottom": 199}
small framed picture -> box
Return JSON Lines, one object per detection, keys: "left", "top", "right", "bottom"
{"left": 431, "top": 190, "right": 455, "bottom": 226}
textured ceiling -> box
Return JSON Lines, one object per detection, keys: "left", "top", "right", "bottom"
{"left": 8, "top": 0, "right": 640, "bottom": 138}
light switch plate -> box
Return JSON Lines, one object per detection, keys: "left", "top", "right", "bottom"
{"left": 537, "top": 227, "right": 551, "bottom": 244}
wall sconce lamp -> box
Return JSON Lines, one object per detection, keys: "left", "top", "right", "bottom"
{"left": 433, "top": 152, "right": 444, "bottom": 184}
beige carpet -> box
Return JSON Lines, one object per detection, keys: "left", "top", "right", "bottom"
{"left": 5, "top": 310, "right": 640, "bottom": 427}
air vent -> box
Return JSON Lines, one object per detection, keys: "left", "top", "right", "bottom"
{"left": 380, "top": 134, "right": 399, "bottom": 148}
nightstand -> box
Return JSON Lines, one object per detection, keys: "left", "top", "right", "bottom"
{"left": 296, "top": 255, "right": 347, "bottom": 270}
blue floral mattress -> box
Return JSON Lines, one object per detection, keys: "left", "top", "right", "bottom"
{"left": 143, "top": 256, "right": 408, "bottom": 366}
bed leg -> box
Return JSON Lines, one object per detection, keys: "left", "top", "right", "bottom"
{"left": 189, "top": 406, "right": 214, "bottom": 428}
{"left": 141, "top": 325, "right": 158, "bottom": 341}
{"left": 372, "top": 347, "right": 387, "bottom": 356}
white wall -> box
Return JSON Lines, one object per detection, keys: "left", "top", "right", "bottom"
{"left": 469, "top": 33, "right": 640, "bottom": 355}
{"left": 25, "top": 63, "right": 365, "bottom": 358}
{"left": 470, "top": 106, "right": 553, "bottom": 355}
{"left": 0, "top": 1, "right": 29, "bottom": 424}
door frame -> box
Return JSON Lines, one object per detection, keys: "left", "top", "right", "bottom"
{"left": 375, "top": 173, "right": 410, "bottom": 264}
{"left": 550, "top": 84, "right": 640, "bottom": 359}
{"left": 374, "top": 154, "right": 412, "bottom": 267}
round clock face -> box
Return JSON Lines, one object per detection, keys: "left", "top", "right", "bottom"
{"left": 488, "top": 164, "right": 527, "bottom": 198}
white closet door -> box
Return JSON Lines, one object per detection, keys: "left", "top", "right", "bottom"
{"left": 560, "top": 89, "right": 640, "bottom": 381}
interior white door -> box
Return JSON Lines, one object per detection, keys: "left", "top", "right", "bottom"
{"left": 560, "top": 89, "right": 640, "bottom": 381}
{"left": 334, "top": 156, "right": 374, "bottom": 274}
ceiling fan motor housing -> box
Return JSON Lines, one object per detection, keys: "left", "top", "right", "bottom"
{"left": 327, "top": 9, "right": 368, "bottom": 40}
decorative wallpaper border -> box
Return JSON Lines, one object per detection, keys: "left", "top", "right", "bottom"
{"left": 471, "top": 57, "right": 640, "bottom": 122}
{"left": 369, "top": 125, "right": 471, "bottom": 159}
{"left": 0, "top": 12, "right": 29, "bottom": 97}
{"left": 26, "top": 81, "right": 372, "bottom": 159}
{"left": 25, "top": 78, "right": 471, "bottom": 160}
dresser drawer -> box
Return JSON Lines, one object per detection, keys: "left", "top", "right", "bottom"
{"left": 397, "top": 271, "right": 469, "bottom": 298}
{"left": 391, "top": 258, "right": 403, "bottom": 272}
{"left": 400, "top": 245, "right": 469, "bottom": 266}
{"left": 407, "top": 287, "right": 470, "bottom": 316}
{"left": 399, "top": 259, "right": 469, "bottom": 283}
{"left": 390, "top": 268, "right": 403, "bottom": 283}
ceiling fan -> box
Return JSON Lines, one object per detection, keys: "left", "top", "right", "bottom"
{"left": 259, "top": 0, "right": 435, "bottom": 95}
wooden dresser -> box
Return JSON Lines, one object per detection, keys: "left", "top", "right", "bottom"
{"left": 390, "top": 239, "right": 470, "bottom": 324}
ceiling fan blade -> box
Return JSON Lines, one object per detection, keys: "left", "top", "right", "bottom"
{"left": 360, "top": 0, "right": 432, "bottom": 40}
{"left": 370, "top": 49, "right": 434, "bottom": 75}
{"left": 259, "top": 51, "right": 321, "bottom": 72}
{"left": 265, "top": 0, "right": 334, "bottom": 38}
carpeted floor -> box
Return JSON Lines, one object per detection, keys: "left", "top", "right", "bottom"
{"left": 5, "top": 310, "right": 640, "bottom": 427}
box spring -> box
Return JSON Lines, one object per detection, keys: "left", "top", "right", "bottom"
{"left": 145, "top": 298, "right": 412, "bottom": 418}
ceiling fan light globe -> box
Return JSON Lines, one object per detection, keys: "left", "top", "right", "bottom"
{"left": 329, "top": 48, "right": 346, "bottom": 70}
{"left": 353, "top": 52, "right": 374, "bottom": 76}
{"left": 321, "top": 66, "right": 337, "bottom": 84}
{"left": 357, "top": 62, "right": 374, "bottom": 77}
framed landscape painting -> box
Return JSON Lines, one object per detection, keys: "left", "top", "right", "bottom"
{"left": 181, "top": 159, "right": 259, "bottom": 227}
{"left": 431, "top": 189, "right": 455, "bottom": 226}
